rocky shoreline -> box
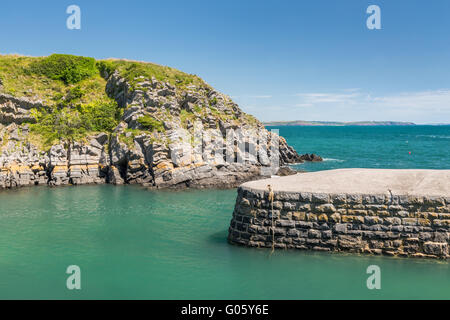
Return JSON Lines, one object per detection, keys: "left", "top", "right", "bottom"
{"left": 0, "top": 56, "right": 321, "bottom": 190}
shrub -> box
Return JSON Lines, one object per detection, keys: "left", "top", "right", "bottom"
{"left": 29, "top": 100, "right": 120, "bottom": 145}
{"left": 29, "top": 54, "right": 97, "bottom": 84}
{"left": 79, "top": 101, "right": 120, "bottom": 132}
{"left": 96, "top": 60, "right": 116, "bottom": 77}
{"left": 137, "top": 115, "right": 164, "bottom": 132}
{"left": 29, "top": 107, "right": 84, "bottom": 145}
{"left": 65, "top": 85, "right": 84, "bottom": 102}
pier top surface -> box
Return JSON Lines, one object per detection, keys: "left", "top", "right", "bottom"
{"left": 242, "top": 169, "right": 450, "bottom": 197}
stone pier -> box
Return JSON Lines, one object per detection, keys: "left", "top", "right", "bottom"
{"left": 228, "top": 169, "right": 450, "bottom": 259}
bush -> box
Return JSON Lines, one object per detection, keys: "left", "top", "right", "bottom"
{"left": 137, "top": 115, "right": 164, "bottom": 132}
{"left": 29, "top": 100, "right": 120, "bottom": 145}
{"left": 29, "top": 54, "right": 97, "bottom": 84}
{"left": 65, "top": 86, "right": 84, "bottom": 102}
{"left": 96, "top": 60, "right": 116, "bottom": 77}
{"left": 79, "top": 101, "right": 120, "bottom": 132}
{"left": 29, "top": 107, "right": 84, "bottom": 145}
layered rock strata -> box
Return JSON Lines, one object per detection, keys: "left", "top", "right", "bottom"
{"left": 0, "top": 66, "right": 314, "bottom": 189}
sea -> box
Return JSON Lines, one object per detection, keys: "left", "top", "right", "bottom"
{"left": 0, "top": 125, "right": 448, "bottom": 299}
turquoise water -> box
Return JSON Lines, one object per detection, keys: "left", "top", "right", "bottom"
{"left": 0, "top": 126, "right": 449, "bottom": 299}
{"left": 267, "top": 125, "right": 450, "bottom": 172}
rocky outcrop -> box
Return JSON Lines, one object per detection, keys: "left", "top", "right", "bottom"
{"left": 46, "top": 133, "right": 110, "bottom": 186}
{"left": 299, "top": 153, "right": 323, "bottom": 162}
{"left": 0, "top": 66, "right": 318, "bottom": 190}
{"left": 0, "top": 93, "right": 42, "bottom": 125}
{"left": 0, "top": 124, "right": 47, "bottom": 188}
{"left": 100, "top": 71, "right": 312, "bottom": 188}
{"left": 0, "top": 123, "right": 110, "bottom": 188}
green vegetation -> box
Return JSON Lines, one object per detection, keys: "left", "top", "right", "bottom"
{"left": 119, "top": 128, "right": 164, "bottom": 148}
{"left": 0, "top": 55, "right": 67, "bottom": 101}
{"left": 179, "top": 109, "right": 196, "bottom": 128}
{"left": 0, "top": 53, "right": 261, "bottom": 150}
{"left": 193, "top": 104, "right": 202, "bottom": 113}
{"left": 210, "top": 107, "right": 220, "bottom": 116}
{"left": 0, "top": 54, "right": 121, "bottom": 147}
{"left": 98, "top": 59, "right": 207, "bottom": 90}
{"left": 29, "top": 54, "right": 97, "bottom": 85}
{"left": 137, "top": 115, "right": 165, "bottom": 132}
{"left": 0, "top": 131, "right": 9, "bottom": 149}
{"left": 0, "top": 53, "right": 208, "bottom": 101}
{"left": 29, "top": 99, "right": 120, "bottom": 147}
{"left": 244, "top": 114, "right": 259, "bottom": 126}
{"left": 0, "top": 55, "right": 109, "bottom": 105}
{"left": 119, "top": 129, "right": 144, "bottom": 148}
{"left": 119, "top": 133, "right": 134, "bottom": 148}
{"left": 209, "top": 106, "right": 241, "bottom": 123}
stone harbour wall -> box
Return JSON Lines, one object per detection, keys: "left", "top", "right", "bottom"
{"left": 228, "top": 187, "right": 450, "bottom": 259}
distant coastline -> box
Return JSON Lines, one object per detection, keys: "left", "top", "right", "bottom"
{"left": 263, "top": 120, "right": 417, "bottom": 126}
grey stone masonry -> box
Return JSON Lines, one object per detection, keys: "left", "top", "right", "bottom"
{"left": 228, "top": 170, "right": 450, "bottom": 259}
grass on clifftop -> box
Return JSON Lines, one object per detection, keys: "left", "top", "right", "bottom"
{"left": 0, "top": 54, "right": 204, "bottom": 146}
{"left": 0, "top": 53, "right": 257, "bottom": 148}
{"left": 0, "top": 54, "right": 207, "bottom": 102}
{"left": 97, "top": 59, "right": 207, "bottom": 90}
{"left": 29, "top": 54, "right": 97, "bottom": 85}
{"left": 0, "top": 54, "right": 120, "bottom": 147}
{"left": 0, "top": 54, "right": 109, "bottom": 105}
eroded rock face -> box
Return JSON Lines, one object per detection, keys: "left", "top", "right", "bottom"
{"left": 0, "top": 94, "right": 42, "bottom": 125}
{"left": 0, "top": 71, "right": 312, "bottom": 189}
{"left": 0, "top": 123, "right": 47, "bottom": 188}
{"left": 0, "top": 124, "right": 110, "bottom": 188}
{"left": 66, "top": 135, "right": 109, "bottom": 185}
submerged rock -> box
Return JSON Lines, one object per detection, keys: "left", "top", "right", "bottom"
{"left": 299, "top": 153, "right": 323, "bottom": 162}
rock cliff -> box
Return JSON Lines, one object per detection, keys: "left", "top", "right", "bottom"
{"left": 0, "top": 54, "right": 312, "bottom": 189}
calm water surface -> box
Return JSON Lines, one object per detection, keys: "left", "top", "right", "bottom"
{"left": 0, "top": 126, "right": 448, "bottom": 299}
{"left": 268, "top": 125, "right": 450, "bottom": 171}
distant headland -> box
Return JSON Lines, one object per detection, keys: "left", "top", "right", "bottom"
{"left": 263, "top": 120, "right": 416, "bottom": 126}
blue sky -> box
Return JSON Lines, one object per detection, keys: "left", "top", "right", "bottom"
{"left": 1, "top": 0, "right": 449, "bottom": 123}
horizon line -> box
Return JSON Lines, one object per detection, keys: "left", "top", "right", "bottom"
{"left": 262, "top": 120, "right": 450, "bottom": 125}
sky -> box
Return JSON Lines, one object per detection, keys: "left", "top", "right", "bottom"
{"left": 0, "top": 0, "right": 449, "bottom": 123}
